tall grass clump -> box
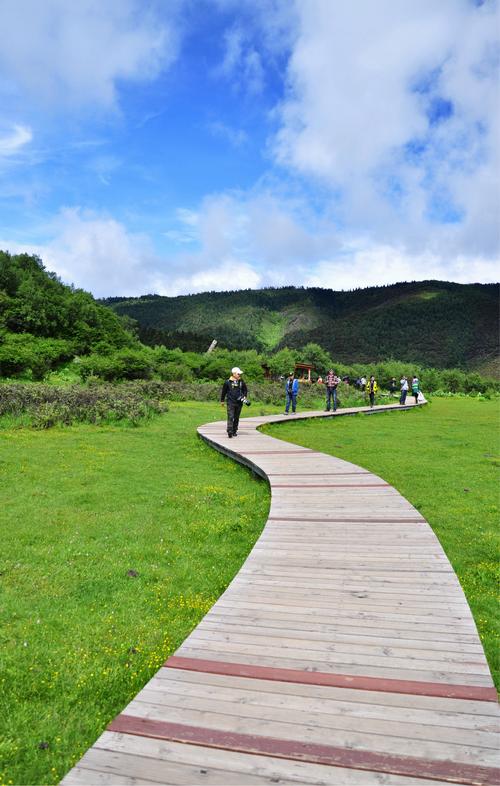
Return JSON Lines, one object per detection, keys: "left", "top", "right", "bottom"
{"left": 0, "top": 382, "right": 168, "bottom": 427}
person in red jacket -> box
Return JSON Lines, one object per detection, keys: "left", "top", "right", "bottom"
{"left": 325, "top": 369, "right": 340, "bottom": 412}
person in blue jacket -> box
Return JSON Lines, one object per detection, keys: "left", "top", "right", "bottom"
{"left": 284, "top": 371, "right": 299, "bottom": 414}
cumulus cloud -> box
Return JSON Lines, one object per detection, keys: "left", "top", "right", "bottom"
{"left": 40, "top": 208, "right": 156, "bottom": 294}
{"left": 0, "top": 0, "right": 178, "bottom": 108}
{"left": 272, "top": 0, "right": 500, "bottom": 260}
{"left": 305, "top": 244, "right": 500, "bottom": 291}
{"left": 0, "top": 203, "right": 262, "bottom": 297}
{"left": 2, "top": 187, "right": 498, "bottom": 300}
{"left": 0, "top": 123, "right": 32, "bottom": 157}
{"left": 152, "top": 260, "right": 262, "bottom": 296}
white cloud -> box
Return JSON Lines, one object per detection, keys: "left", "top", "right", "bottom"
{"left": 214, "top": 26, "right": 265, "bottom": 94}
{"left": 272, "top": 0, "right": 500, "bottom": 259}
{"left": 0, "top": 123, "right": 32, "bottom": 156}
{"left": 0, "top": 0, "right": 179, "bottom": 108}
{"left": 2, "top": 190, "right": 497, "bottom": 300}
{"left": 305, "top": 243, "right": 499, "bottom": 291}
{"left": 40, "top": 208, "right": 155, "bottom": 295}
{"left": 207, "top": 121, "right": 248, "bottom": 147}
{"left": 153, "top": 260, "right": 262, "bottom": 296}
{"left": 213, "top": 0, "right": 299, "bottom": 56}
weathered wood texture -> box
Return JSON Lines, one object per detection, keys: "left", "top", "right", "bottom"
{"left": 62, "top": 400, "right": 500, "bottom": 785}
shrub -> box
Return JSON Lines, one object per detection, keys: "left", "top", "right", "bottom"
{"left": 157, "top": 362, "right": 195, "bottom": 382}
{"left": 77, "top": 354, "right": 126, "bottom": 381}
{"left": 0, "top": 334, "right": 72, "bottom": 379}
{"left": 0, "top": 382, "right": 168, "bottom": 427}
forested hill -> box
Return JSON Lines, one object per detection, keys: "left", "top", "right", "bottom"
{"left": 0, "top": 251, "right": 137, "bottom": 377}
{"left": 102, "top": 281, "right": 499, "bottom": 372}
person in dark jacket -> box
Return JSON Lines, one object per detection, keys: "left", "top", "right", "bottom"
{"left": 284, "top": 372, "right": 299, "bottom": 414}
{"left": 220, "top": 367, "right": 247, "bottom": 438}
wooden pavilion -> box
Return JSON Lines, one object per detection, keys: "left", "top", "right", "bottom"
{"left": 293, "top": 362, "right": 313, "bottom": 383}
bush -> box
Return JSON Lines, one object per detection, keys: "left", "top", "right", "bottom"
{"left": 77, "top": 354, "right": 126, "bottom": 381}
{"left": 0, "top": 382, "right": 168, "bottom": 427}
{"left": 0, "top": 333, "right": 72, "bottom": 379}
{"left": 157, "top": 362, "right": 195, "bottom": 382}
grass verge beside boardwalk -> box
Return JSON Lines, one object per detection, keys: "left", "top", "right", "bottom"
{"left": 0, "top": 402, "right": 272, "bottom": 786}
{"left": 263, "top": 397, "right": 500, "bottom": 692}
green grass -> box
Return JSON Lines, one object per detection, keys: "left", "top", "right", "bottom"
{"left": 263, "top": 397, "right": 500, "bottom": 689}
{"left": 0, "top": 402, "right": 275, "bottom": 786}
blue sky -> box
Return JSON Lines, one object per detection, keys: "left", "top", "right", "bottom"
{"left": 0, "top": 0, "right": 498, "bottom": 296}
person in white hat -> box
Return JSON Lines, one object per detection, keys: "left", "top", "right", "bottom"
{"left": 220, "top": 367, "right": 248, "bottom": 438}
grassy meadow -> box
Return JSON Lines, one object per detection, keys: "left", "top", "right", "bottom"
{"left": 0, "top": 396, "right": 498, "bottom": 785}
{"left": 264, "top": 397, "right": 500, "bottom": 689}
{"left": 0, "top": 402, "right": 274, "bottom": 786}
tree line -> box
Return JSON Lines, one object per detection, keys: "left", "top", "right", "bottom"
{"left": 0, "top": 251, "right": 498, "bottom": 395}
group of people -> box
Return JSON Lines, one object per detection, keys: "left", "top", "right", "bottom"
{"left": 399, "top": 375, "right": 421, "bottom": 405}
{"left": 355, "top": 373, "right": 421, "bottom": 406}
{"left": 220, "top": 366, "right": 421, "bottom": 438}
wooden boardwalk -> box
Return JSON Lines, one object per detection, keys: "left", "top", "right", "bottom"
{"left": 62, "top": 400, "right": 500, "bottom": 786}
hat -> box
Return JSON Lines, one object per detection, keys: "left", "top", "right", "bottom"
{"left": 231, "top": 367, "right": 243, "bottom": 375}
{"left": 288, "top": 371, "right": 294, "bottom": 376}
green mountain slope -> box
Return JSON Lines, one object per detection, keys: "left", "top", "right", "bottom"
{"left": 102, "top": 281, "right": 499, "bottom": 371}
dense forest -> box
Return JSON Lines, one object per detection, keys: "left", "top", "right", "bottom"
{"left": 0, "top": 251, "right": 137, "bottom": 378}
{"left": 102, "top": 281, "right": 499, "bottom": 372}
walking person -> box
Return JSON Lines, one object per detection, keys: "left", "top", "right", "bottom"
{"left": 325, "top": 369, "right": 340, "bottom": 411}
{"left": 284, "top": 371, "right": 299, "bottom": 414}
{"left": 366, "top": 375, "right": 377, "bottom": 407}
{"left": 389, "top": 377, "right": 397, "bottom": 396}
{"left": 400, "top": 375, "right": 409, "bottom": 405}
{"left": 220, "top": 367, "right": 247, "bottom": 438}
{"left": 411, "top": 374, "right": 420, "bottom": 404}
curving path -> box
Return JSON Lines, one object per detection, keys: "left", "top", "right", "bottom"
{"left": 62, "top": 400, "right": 499, "bottom": 786}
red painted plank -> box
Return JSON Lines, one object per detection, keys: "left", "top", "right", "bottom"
{"left": 165, "top": 656, "right": 498, "bottom": 703}
{"left": 108, "top": 715, "right": 500, "bottom": 786}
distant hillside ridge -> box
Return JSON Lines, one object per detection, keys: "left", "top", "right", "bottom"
{"left": 101, "top": 280, "right": 499, "bottom": 372}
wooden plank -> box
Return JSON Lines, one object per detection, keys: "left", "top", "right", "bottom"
{"left": 184, "top": 628, "right": 487, "bottom": 667}
{"left": 61, "top": 767, "right": 160, "bottom": 785}
{"left": 92, "top": 731, "right": 447, "bottom": 786}
{"left": 199, "top": 618, "right": 484, "bottom": 655}
{"left": 208, "top": 601, "right": 478, "bottom": 632}
{"left": 203, "top": 617, "right": 482, "bottom": 651}
{"left": 109, "top": 713, "right": 500, "bottom": 774}
{"left": 175, "top": 647, "right": 494, "bottom": 687}
{"left": 72, "top": 746, "right": 311, "bottom": 785}
{"left": 133, "top": 687, "right": 499, "bottom": 749}
{"left": 157, "top": 668, "right": 500, "bottom": 717}
{"left": 148, "top": 674, "right": 500, "bottom": 732}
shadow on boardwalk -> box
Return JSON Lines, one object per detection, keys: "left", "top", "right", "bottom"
{"left": 62, "top": 400, "right": 500, "bottom": 786}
